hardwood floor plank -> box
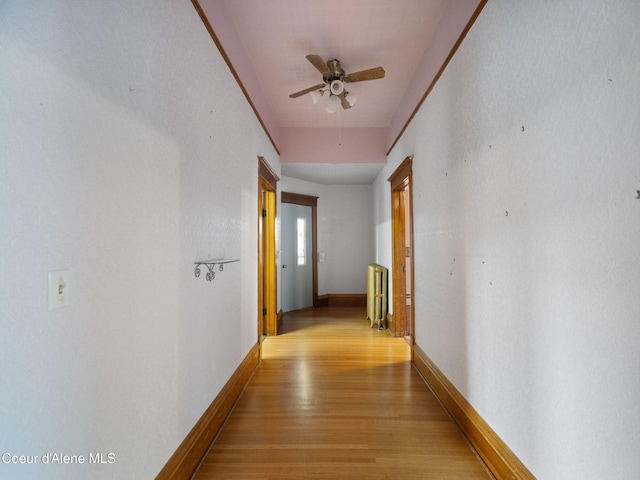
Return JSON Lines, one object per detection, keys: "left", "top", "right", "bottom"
{"left": 192, "top": 307, "right": 493, "bottom": 480}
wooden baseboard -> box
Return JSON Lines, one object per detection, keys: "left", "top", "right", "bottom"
{"left": 155, "top": 342, "right": 260, "bottom": 479}
{"left": 317, "top": 293, "right": 366, "bottom": 307}
{"left": 315, "top": 294, "right": 328, "bottom": 308}
{"left": 412, "top": 344, "right": 534, "bottom": 480}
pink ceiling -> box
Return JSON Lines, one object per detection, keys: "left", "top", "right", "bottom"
{"left": 195, "top": 0, "right": 484, "bottom": 184}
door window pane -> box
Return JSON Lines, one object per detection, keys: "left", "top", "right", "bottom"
{"left": 297, "top": 218, "right": 306, "bottom": 265}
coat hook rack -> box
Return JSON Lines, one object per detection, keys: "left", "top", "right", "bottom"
{"left": 194, "top": 259, "right": 239, "bottom": 282}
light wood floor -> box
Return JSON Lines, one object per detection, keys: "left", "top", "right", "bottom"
{"left": 192, "top": 307, "right": 493, "bottom": 480}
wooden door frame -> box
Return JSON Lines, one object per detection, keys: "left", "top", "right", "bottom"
{"left": 388, "top": 156, "right": 415, "bottom": 342}
{"left": 258, "top": 157, "right": 278, "bottom": 338}
{"left": 281, "top": 192, "right": 319, "bottom": 308}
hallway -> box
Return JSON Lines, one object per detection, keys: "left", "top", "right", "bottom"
{"left": 192, "top": 307, "right": 493, "bottom": 479}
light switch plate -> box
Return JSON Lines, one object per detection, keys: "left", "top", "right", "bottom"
{"left": 48, "top": 270, "right": 70, "bottom": 311}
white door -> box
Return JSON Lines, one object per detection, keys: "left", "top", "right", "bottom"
{"left": 281, "top": 203, "right": 313, "bottom": 312}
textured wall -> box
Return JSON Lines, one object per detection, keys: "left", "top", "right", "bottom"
{"left": 280, "top": 177, "right": 374, "bottom": 296}
{"left": 375, "top": 1, "right": 640, "bottom": 478}
{"left": 386, "top": 0, "right": 484, "bottom": 151}
{"left": 320, "top": 184, "right": 374, "bottom": 294}
{"left": 0, "top": 1, "right": 278, "bottom": 478}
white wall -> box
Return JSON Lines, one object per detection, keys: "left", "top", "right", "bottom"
{"left": 373, "top": 164, "right": 393, "bottom": 308}
{"left": 280, "top": 176, "right": 374, "bottom": 296}
{"left": 375, "top": 1, "right": 640, "bottom": 478}
{"left": 0, "top": 2, "right": 279, "bottom": 479}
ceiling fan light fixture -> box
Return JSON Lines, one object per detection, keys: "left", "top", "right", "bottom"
{"left": 325, "top": 94, "right": 341, "bottom": 113}
{"left": 345, "top": 92, "right": 358, "bottom": 107}
{"left": 310, "top": 89, "right": 323, "bottom": 104}
{"left": 330, "top": 80, "right": 344, "bottom": 95}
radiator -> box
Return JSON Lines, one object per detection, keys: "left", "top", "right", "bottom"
{"left": 366, "top": 263, "right": 387, "bottom": 329}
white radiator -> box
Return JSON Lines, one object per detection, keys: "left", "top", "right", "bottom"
{"left": 366, "top": 263, "right": 387, "bottom": 329}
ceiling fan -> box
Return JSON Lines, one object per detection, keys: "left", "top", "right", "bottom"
{"left": 289, "top": 54, "right": 385, "bottom": 112}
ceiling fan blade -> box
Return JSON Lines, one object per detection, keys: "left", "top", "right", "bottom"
{"left": 289, "top": 83, "right": 326, "bottom": 99}
{"left": 339, "top": 92, "right": 352, "bottom": 110}
{"left": 306, "top": 54, "right": 332, "bottom": 78}
{"left": 344, "top": 66, "right": 385, "bottom": 83}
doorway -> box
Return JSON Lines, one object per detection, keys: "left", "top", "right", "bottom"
{"left": 281, "top": 192, "right": 318, "bottom": 312}
{"left": 388, "top": 156, "right": 415, "bottom": 343}
{"left": 258, "top": 157, "right": 278, "bottom": 337}
{"left": 281, "top": 203, "right": 313, "bottom": 311}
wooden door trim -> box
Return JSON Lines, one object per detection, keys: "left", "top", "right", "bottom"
{"left": 281, "top": 192, "right": 319, "bottom": 308}
{"left": 258, "top": 157, "right": 278, "bottom": 337}
{"left": 259, "top": 156, "right": 279, "bottom": 189}
{"left": 388, "top": 156, "right": 415, "bottom": 341}
{"left": 388, "top": 155, "right": 413, "bottom": 186}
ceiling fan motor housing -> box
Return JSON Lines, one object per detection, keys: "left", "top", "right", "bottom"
{"left": 326, "top": 59, "right": 345, "bottom": 80}
{"left": 323, "top": 59, "right": 346, "bottom": 96}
